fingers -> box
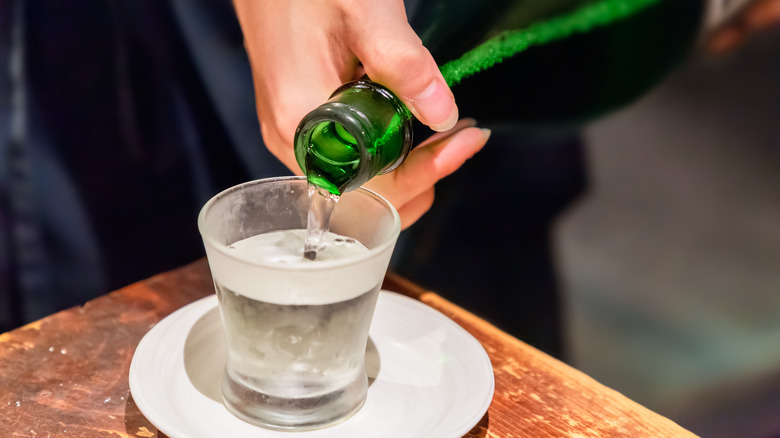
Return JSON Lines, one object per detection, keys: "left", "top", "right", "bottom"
{"left": 365, "top": 118, "right": 490, "bottom": 226}
{"left": 393, "top": 119, "right": 489, "bottom": 193}
{"left": 395, "top": 188, "right": 435, "bottom": 229}
{"left": 234, "top": 0, "right": 357, "bottom": 174}
{"left": 344, "top": 1, "right": 458, "bottom": 131}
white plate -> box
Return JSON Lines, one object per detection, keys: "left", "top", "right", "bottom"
{"left": 129, "top": 291, "right": 494, "bottom": 438}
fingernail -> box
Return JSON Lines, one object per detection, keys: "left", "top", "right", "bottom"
{"left": 459, "top": 117, "right": 478, "bottom": 129}
{"left": 429, "top": 106, "right": 459, "bottom": 132}
{"left": 411, "top": 79, "right": 458, "bottom": 132}
{"left": 481, "top": 128, "right": 492, "bottom": 141}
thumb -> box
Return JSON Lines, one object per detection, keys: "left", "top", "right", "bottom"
{"left": 346, "top": 2, "right": 458, "bottom": 132}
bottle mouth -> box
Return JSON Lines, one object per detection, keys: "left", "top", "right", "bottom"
{"left": 308, "top": 121, "right": 360, "bottom": 165}
{"left": 294, "top": 79, "right": 413, "bottom": 194}
{"left": 295, "top": 106, "right": 373, "bottom": 195}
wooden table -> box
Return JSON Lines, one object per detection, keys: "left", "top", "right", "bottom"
{"left": 0, "top": 259, "right": 696, "bottom": 437}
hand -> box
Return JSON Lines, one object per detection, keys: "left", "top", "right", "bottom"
{"left": 709, "top": 0, "right": 780, "bottom": 52}
{"left": 232, "top": 0, "right": 483, "bottom": 227}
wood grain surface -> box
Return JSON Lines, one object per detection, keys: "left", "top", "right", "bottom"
{"left": 0, "top": 259, "right": 696, "bottom": 437}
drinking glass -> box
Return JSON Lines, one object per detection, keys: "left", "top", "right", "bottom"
{"left": 197, "top": 176, "right": 400, "bottom": 430}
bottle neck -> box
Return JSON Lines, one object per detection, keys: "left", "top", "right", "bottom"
{"left": 294, "top": 80, "right": 413, "bottom": 194}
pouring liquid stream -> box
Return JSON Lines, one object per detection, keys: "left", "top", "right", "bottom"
{"left": 303, "top": 183, "right": 340, "bottom": 260}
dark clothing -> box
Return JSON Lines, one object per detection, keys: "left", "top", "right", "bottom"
{"left": 0, "top": 0, "right": 288, "bottom": 330}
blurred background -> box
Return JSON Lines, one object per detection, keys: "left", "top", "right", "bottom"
{"left": 558, "top": 26, "right": 780, "bottom": 437}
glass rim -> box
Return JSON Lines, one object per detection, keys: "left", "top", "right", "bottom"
{"left": 197, "top": 176, "right": 401, "bottom": 271}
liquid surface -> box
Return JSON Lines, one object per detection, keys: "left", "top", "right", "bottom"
{"left": 229, "top": 228, "right": 367, "bottom": 264}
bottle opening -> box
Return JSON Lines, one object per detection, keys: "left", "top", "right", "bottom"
{"left": 333, "top": 122, "right": 358, "bottom": 146}
{"left": 305, "top": 121, "right": 362, "bottom": 195}
{"left": 309, "top": 121, "right": 360, "bottom": 164}
{"left": 294, "top": 79, "right": 413, "bottom": 195}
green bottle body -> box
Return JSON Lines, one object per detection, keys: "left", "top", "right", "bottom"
{"left": 410, "top": 0, "right": 705, "bottom": 128}
{"left": 294, "top": 80, "right": 413, "bottom": 195}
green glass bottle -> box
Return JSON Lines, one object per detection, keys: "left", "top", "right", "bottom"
{"left": 294, "top": 80, "right": 413, "bottom": 195}
{"left": 413, "top": 0, "right": 706, "bottom": 127}
{"left": 294, "top": 0, "right": 748, "bottom": 194}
